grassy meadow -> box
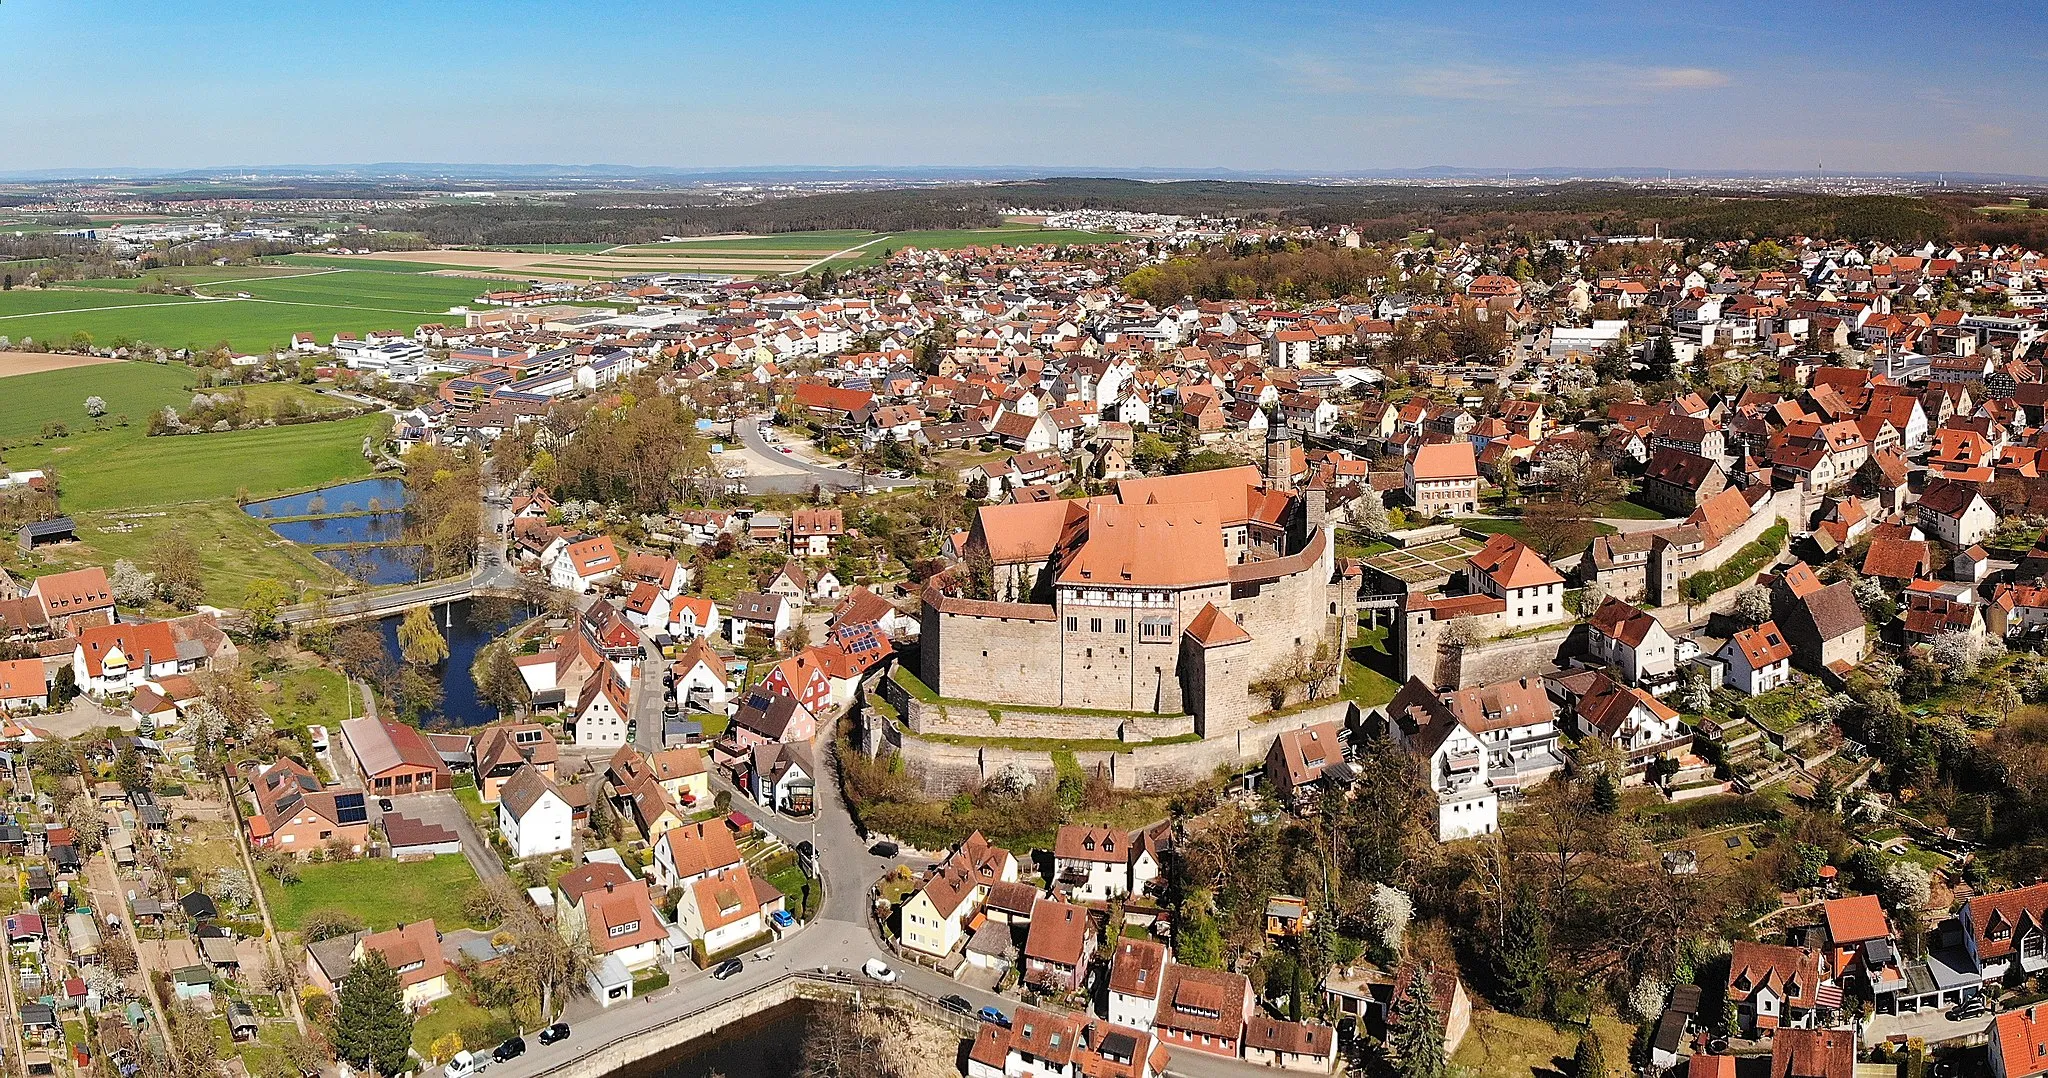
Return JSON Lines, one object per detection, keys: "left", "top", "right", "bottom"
{"left": 0, "top": 267, "right": 505, "bottom": 352}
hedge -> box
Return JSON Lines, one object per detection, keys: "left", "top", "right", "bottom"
{"left": 1682, "top": 521, "right": 1788, "bottom": 603}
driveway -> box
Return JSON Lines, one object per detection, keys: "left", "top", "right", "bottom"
{"left": 40, "top": 697, "right": 133, "bottom": 739}
{"left": 387, "top": 791, "right": 505, "bottom": 881}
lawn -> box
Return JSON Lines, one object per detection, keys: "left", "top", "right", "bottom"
{"left": 1450, "top": 516, "right": 1618, "bottom": 544}
{"left": 228, "top": 382, "right": 359, "bottom": 415}
{"left": 1595, "top": 495, "right": 1674, "bottom": 521}
{"left": 0, "top": 360, "right": 197, "bottom": 441}
{"left": 1450, "top": 1011, "right": 1636, "bottom": 1078}
{"left": 18, "top": 499, "right": 342, "bottom": 607}
{"left": 261, "top": 853, "right": 481, "bottom": 931}
{"left": 1343, "top": 624, "right": 1401, "bottom": 708}
{"left": 5, "top": 413, "right": 384, "bottom": 511}
{"left": 257, "top": 665, "right": 355, "bottom": 731}
{"left": 410, "top": 993, "right": 517, "bottom": 1059}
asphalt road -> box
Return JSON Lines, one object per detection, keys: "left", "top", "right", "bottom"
{"left": 733, "top": 416, "right": 922, "bottom": 494}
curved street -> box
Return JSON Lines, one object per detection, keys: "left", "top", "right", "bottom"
{"left": 482, "top": 707, "right": 1269, "bottom": 1078}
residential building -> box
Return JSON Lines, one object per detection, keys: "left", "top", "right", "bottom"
{"left": 1152, "top": 964, "right": 1254, "bottom": 1058}
{"left": 1405, "top": 442, "right": 1480, "bottom": 517}
{"left": 1105, "top": 939, "right": 1169, "bottom": 1031}
{"left": 497, "top": 765, "right": 573, "bottom": 859}
{"left": 1717, "top": 621, "right": 1795, "bottom": 696}
{"left": 1023, "top": 898, "right": 1095, "bottom": 992}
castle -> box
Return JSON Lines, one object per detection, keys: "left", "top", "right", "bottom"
{"left": 919, "top": 423, "right": 1345, "bottom": 738}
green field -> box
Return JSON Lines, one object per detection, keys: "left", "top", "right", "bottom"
{"left": 229, "top": 382, "right": 358, "bottom": 414}
{"left": 0, "top": 268, "right": 505, "bottom": 352}
{"left": 261, "top": 854, "right": 482, "bottom": 932}
{"left": 8, "top": 414, "right": 383, "bottom": 511}
{"left": 0, "top": 288, "right": 201, "bottom": 318}
{"left": 24, "top": 499, "right": 342, "bottom": 606}
{"left": 0, "top": 362, "right": 198, "bottom": 440}
{"left": 66, "top": 265, "right": 318, "bottom": 290}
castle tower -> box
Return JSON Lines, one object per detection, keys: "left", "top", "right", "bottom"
{"left": 1264, "top": 415, "right": 1294, "bottom": 493}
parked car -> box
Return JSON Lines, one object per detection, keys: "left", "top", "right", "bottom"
{"left": 861, "top": 958, "right": 898, "bottom": 983}
{"left": 713, "top": 958, "right": 744, "bottom": 980}
{"left": 377, "top": 797, "right": 394, "bottom": 812}
{"left": 939, "top": 995, "right": 972, "bottom": 1014}
{"left": 978, "top": 1006, "right": 1009, "bottom": 1027}
{"left": 444, "top": 1051, "right": 483, "bottom": 1078}
{"left": 492, "top": 1038, "right": 525, "bottom": 1063}
{"left": 869, "top": 841, "right": 898, "bottom": 857}
{"left": 538, "top": 1023, "right": 570, "bottom": 1046}
{"left": 1948, "top": 999, "right": 1987, "bottom": 1021}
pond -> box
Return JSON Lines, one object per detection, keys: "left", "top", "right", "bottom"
{"left": 376, "top": 598, "right": 533, "bottom": 729}
{"left": 243, "top": 477, "right": 407, "bottom": 518}
{"left": 604, "top": 1001, "right": 813, "bottom": 1078}
{"left": 268, "top": 512, "right": 407, "bottom": 545}
{"left": 313, "top": 544, "right": 431, "bottom": 586}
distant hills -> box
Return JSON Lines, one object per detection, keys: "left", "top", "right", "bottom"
{"left": 2, "top": 163, "right": 2045, "bottom": 185}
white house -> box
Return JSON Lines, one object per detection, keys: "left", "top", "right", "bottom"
{"left": 1467, "top": 534, "right": 1568, "bottom": 631}
{"left": 676, "top": 866, "right": 769, "bottom": 953}
{"left": 496, "top": 766, "right": 573, "bottom": 859}
{"left": 569, "top": 670, "right": 633, "bottom": 747}
{"left": 73, "top": 622, "right": 188, "bottom": 697}
{"left": 1917, "top": 484, "right": 1999, "bottom": 548}
{"left": 1585, "top": 597, "right": 1678, "bottom": 690}
{"left": 1051, "top": 824, "right": 1162, "bottom": 902}
{"left": 1386, "top": 680, "right": 1498, "bottom": 842}
{"left": 670, "top": 597, "right": 720, "bottom": 641}
{"left": 546, "top": 536, "right": 623, "bottom": 594}
{"left": 671, "top": 638, "right": 732, "bottom": 714}
{"left": 1716, "top": 621, "right": 1795, "bottom": 696}
{"left": 650, "top": 820, "right": 744, "bottom": 892}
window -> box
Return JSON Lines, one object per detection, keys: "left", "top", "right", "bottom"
{"left": 1140, "top": 617, "right": 1173, "bottom": 641}
{"left": 608, "top": 920, "right": 641, "bottom": 938}
{"left": 1066, "top": 617, "right": 1078, "bottom": 632}
{"left": 1114, "top": 619, "right": 1127, "bottom": 634}
{"left": 1090, "top": 618, "right": 1102, "bottom": 633}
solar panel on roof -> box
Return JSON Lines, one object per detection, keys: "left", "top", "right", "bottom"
{"left": 333, "top": 793, "right": 367, "bottom": 826}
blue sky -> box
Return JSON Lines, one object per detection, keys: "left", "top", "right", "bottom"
{"left": 5, "top": 0, "right": 2045, "bottom": 174}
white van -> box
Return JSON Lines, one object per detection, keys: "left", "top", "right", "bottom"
{"left": 444, "top": 1051, "right": 485, "bottom": 1078}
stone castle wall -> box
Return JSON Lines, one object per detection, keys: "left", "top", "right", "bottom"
{"left": 881, "top": 673, "right": 1197, "bottom": 742}
{"left": 920, "top": 528, "right": 1339, "bottom": 720}
{"left": 871, "top": 696, "right": 1355, "bottom": 795}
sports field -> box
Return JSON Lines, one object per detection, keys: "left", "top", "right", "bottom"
{"left": 0, "top": 268, "right": 503, "bottom": 352}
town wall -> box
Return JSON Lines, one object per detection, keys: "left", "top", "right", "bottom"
{"left": 1687, "top": 489, "right": 1794, "bottom": 577}
{"left": 1448, "top": 624, "right": 1580, "bottom": 689}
